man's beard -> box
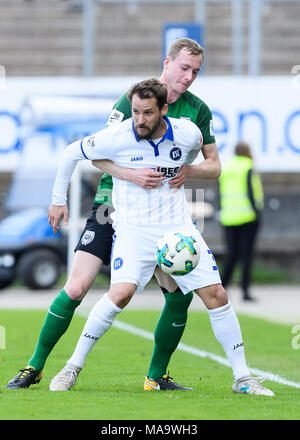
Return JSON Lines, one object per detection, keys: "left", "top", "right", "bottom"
{"left": 135, "top": 116, "right": 161, "bottom": 140}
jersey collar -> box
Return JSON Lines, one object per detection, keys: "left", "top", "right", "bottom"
{"left": 132, "top": 115, "right": 174, "bottom": 143}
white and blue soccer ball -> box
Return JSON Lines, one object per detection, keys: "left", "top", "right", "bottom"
{"left": 156, "top": 231, "right": 200, "bottom": 276}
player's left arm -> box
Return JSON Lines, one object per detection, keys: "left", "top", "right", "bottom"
{"left": 186, "top": 103, "right": 221, "bottom": 179}
{"left": 169, "top": 142, "right": 221, "bottom": 188}
{"left": 185, "top": 142, "right": 221, "bottom": 179}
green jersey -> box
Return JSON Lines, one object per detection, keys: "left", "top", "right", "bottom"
{"left": 94, "top": 90, "right": 215, "bottom": 206}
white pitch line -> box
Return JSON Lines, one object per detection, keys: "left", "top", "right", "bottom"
{"left": 113, "top": 321, "right": 300, "bottom": 389}
{"left": 76, "top": 309, "right": 300, "bottom": 390}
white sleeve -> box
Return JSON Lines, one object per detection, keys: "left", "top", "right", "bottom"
{"left": 51, "top": 127, "right": 115, "bottom": 205}
{"left": 185, "top": 126, "right": 203, "bottom": 165}
{"left": 185, "top": 143, "right": 202, "bottom": 164}
{"left": 51, "top": 139, "right": 86, "bottom": 205}
{"left": 80, "top": 127, "right": 116, "bottom": 161}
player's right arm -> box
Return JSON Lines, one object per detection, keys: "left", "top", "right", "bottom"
{"left": 92, "top": 159, "right": 165, "bottom": 189}
{"left": 48, "top": 203, "right": 69, "bottom": 235}
{"left": 49, "top": 128, "right": 114, "bottom": 233}
{"left": 48, "top": 139, "right": 85, "bottom": 233}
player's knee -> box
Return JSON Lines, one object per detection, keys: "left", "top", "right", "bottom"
{"left": 164, "top": 289, "right": 193, "bottom": 307}
{"left": 214, "top": 284, "right": 228, "bottom": 306}
{"left": 64, "top": 277, "right": 91, "bottom": 300}
{"left": 195, "top": 283, "right": 228, "bottom": 309}
{"left": 108, "top": 284, "right": 136, "bottom": 309}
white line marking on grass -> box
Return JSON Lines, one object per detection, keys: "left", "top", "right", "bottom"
{"left": 114, "top": 321, "right": 300, "bottom": 389}
{"left": 76, "top": 309, "right": 300, "bottom": 389}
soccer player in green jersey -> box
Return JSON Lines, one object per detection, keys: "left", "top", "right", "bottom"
{"left": 7, "top": 38, "right": 218, "bottom": 391}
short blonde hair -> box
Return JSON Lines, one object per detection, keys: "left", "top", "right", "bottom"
{"left": 167, "top": 38, "right": 204, "bottom": 60}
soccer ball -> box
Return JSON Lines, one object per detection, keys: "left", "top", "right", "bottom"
{"left": 156, "top": 231, "right": 200, "bottom": 276}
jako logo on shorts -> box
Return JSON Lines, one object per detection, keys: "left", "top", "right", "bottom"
{"left": 113, "top": 257, "right": 123, "bottom": 270}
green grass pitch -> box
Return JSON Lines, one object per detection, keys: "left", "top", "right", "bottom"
{"left": 0, "top": 308, "right": 300, "bottom": 420}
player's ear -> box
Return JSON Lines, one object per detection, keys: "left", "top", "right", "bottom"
{"left": 161, "top": 103, "right": 168, "bottom": 116}
{"left": 163, "top": 56, "right": 171, "bottom": 68}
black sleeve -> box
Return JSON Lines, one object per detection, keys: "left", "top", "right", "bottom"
{"left": 247, "top": 169, "right": 258, "bottom": 215}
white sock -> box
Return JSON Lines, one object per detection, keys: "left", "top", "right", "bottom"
{"left": 67, "top": 293, "right": 122, "bottom": 369}
{"left": 208, "top": 301, "right": 250, "bottom": 380}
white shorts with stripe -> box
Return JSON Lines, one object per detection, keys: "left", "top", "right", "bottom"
{"left": 110, "top": 224, "right": 221, "bottom": 294}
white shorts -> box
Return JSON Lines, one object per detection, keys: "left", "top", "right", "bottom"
{"left": 110, "top": 224, "right": 221, "bottom": 294}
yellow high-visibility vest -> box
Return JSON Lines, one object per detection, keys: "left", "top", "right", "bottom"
{"left": 219, "top": 156, "right": 264, "bottom": 226}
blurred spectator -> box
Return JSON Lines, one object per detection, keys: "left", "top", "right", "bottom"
{"left": 219, "top": 141, "right": 264, "bottom": 301}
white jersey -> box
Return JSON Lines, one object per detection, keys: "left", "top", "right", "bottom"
{"left": 52, "top": 116, "right": 203, "bottom": 229}
{"left": 51, "top": 115, "right": 221, "bottom": 292}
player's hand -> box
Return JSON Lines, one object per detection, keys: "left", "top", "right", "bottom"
{"left": 48, "top": 203, "right": 69, "bottom": 234}
{"left": 169, "top": 165, "right": 187, "bottom": 191}
{"left": 127, "top": 168, "right": 165, "bottom": 189}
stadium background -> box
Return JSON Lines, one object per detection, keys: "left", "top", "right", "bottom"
{"left": 0, "top": 0, "right": 300, "bottom": 422}
{"left": 0, "top": 0, "right": 299, "bottom": 301}
{"left": 1, "top": 0, "right": 299, "bottom": 285}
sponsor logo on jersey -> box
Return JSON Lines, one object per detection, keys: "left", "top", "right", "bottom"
{"left": 169, "top": 147, "right": 182, "bottom": 161}
{"left": 154, "top": 166, "right": 180, "bottom": 178}
{"left": 113, "top": 257, "right": 123, "bottom": 270}
{"left": 180, "top": 116, "right": 191, "bottom": 120}
{"left": 81, "top": 230, "right": 95, "bottom": 245}
{"left": 131, "top": 156, "right": 143, "bottom": 162}
{"left": 107, "top": 109, "right": 124, "bottom": 126}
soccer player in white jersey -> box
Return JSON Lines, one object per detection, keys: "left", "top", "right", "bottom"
{"left": 48, "top": 79, "right": 274, "bottom": 396}
{"left": 6, "top": 38, "right": 218, "bottom": 392}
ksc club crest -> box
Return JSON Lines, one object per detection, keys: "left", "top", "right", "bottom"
{"left": 113, "top": 257, "right": 123, "bottom": 270}
{"left": 81, "top": 230, "right": 95, "bottom": 245}
{"left": 170, "top": 147, "right": 182, "bottom": 161}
